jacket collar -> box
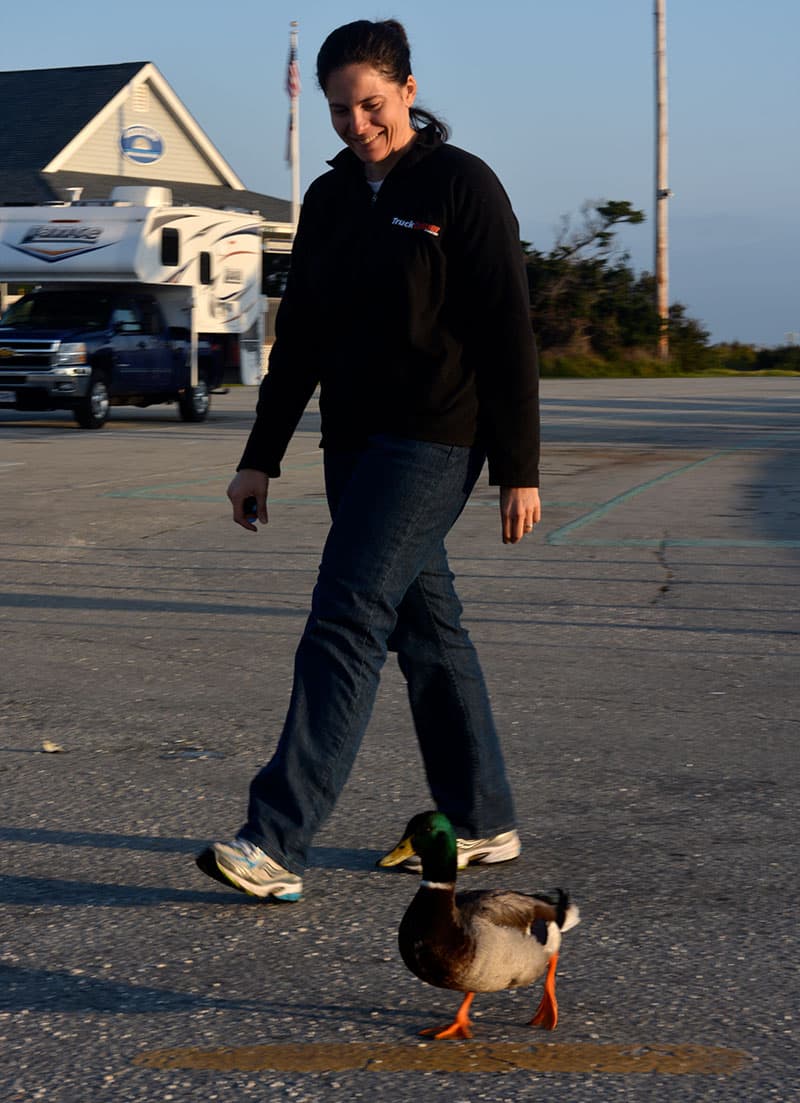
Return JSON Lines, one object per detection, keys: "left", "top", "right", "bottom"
{"left": 326, "top": 124, "right": 442, "bottom": 179}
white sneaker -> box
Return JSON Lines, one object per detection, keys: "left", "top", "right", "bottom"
{"left": 196, "top": 838, "right": 303, "bottom": 901}
{"left": 381, "top": 828, "right": 521, "bottom": 872}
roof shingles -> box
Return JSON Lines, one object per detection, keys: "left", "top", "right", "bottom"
{"left": 0, "top": 62, "right": 290, "bottom": 220}
{"left": 0, "top": 62, "right": 145, "bottom": 168}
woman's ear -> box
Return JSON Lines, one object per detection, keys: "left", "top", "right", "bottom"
{"left": 405, "top": 75, "right": 418, "bottom": 107}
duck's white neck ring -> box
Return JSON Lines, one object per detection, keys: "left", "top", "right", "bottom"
{"left": 420, "top": 880, "right": 455, "bottom": 890}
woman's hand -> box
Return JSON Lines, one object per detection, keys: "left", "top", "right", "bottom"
{"left": 499, "top": 486, "right": 541, "bottom": 544}
{"left": 227, "top": 469, "right": 269, "bottom": 532}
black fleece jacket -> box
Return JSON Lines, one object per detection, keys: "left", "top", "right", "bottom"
{"left": 238, "top": 126, "right": 540, "bottom": 486}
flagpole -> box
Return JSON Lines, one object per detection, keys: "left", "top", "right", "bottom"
{"left": 655, "top": 0, "right": 671, "bottom": 359}
{"left": 288, "top": 21, "right": 301, "bottom": 236}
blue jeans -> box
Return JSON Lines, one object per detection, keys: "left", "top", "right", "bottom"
{"left": 240, "top": 434, "right": 516, "bottom": 873}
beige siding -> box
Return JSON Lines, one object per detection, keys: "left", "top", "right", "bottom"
{"left": 61, "top": 80, "right": 225, "bottom": 185}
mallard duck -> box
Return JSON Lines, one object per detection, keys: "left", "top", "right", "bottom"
{"left": 379, "top": 810, "right": 580, "bottom": 1039}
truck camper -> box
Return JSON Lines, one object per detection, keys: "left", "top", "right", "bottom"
{"left": 0, "top": 186, "right": 267, "bottom": 428}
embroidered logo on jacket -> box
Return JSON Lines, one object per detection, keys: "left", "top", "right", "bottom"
{"left": 391, "top": 216, "right": 441, "bottom": 237}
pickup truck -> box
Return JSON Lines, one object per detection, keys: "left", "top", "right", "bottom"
{"left": 0, "top": 285, "right": 221, "bottom": 428}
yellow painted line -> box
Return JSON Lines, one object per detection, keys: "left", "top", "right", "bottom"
{"left": 133, "top": 1041, "right": 752, "bottom": 1075}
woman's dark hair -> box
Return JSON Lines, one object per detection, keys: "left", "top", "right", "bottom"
{"left": 316, "top": 19, "right": 450, "bottom": 140}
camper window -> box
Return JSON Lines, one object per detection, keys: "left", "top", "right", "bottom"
{"left": 161, "top": 228, "right": 180, "bottom": 267}
{"left": 200, "top": 252, "right": 212, "bottom": 285}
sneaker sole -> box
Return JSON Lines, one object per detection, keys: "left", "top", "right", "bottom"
{"left": 460, "top": 838, "right": 522, "bottom": 867}
{"left": 195, "top": 847, "right": 303, "bottom": 902}
{"left": 398, "top": 840, "right": 522, "bottom": 873}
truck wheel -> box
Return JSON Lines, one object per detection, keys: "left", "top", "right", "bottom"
{"left": 178, "top": 379, "right": 210, "bottom": 422}
{"left": 73, "top": 375, "right": 110, "bottom": 430}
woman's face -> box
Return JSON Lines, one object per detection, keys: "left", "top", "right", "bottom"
{"left": 325, "top": 63, "right": 417, "bottom": 179}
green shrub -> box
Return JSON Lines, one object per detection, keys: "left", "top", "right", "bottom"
{"left": 540, "top": 353, "right": 681, "bottom": 378}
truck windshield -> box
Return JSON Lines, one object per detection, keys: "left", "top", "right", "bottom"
{"left": 0, "top": 291, "right": 112, "bottom": 330}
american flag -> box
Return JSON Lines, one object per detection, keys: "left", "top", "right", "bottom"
{"left": 286, "top": 40, "right": 300, "bottom": 101}
{"left": 285, "top": 34, "right": 300, "bottom": 165}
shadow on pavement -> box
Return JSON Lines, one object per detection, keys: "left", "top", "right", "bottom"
{"left": 0, "top": 962, "right": 257, "bottom": 1014}
{"left": 0, "top": 960, "right": 423, "bottom": 1027}
{"left": 0, "top": 826, "right": 385, "bottom": 872}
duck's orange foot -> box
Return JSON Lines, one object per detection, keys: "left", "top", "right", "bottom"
{"left": 529, "top": 995, "right": 558, "bottom": 1030}
{"left": 420, "top": 991, "right": 475, "bottom": 1040}
{"left": 420, "top": 1020, "right": 473, "bottom": 1040}
{"left": 528, "top": 952, "right": 559, "bottom": 1030}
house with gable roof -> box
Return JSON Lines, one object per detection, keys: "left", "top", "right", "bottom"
{"left": 0, "top": 61, "right": 294, "bottom": 318}
{"left": 0, "top": 61, "right": 291, "bottom": 217}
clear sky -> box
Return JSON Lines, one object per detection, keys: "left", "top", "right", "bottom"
{"left": 1, "top": 0, "right": 797, "bottom": 346}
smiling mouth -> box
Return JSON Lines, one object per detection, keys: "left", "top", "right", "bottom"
{"left": 354, "top": 132, "right": 382, "bottom": 146}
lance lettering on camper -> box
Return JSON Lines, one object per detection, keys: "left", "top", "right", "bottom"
{"left": 22, "top": 226, "right": 103, "bottom": 243}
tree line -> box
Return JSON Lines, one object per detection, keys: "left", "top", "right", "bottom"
{"left": 525, "top": 201, "right": 798, "bottom": 376}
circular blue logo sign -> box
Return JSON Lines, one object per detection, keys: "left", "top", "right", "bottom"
{"left": 120, "top": 125, "right": 165, "bottom": 165}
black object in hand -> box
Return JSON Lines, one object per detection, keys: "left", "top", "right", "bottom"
{"left": 243, "top": 496, "right": 258, "bottom": 520}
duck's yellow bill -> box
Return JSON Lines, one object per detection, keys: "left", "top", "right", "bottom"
{"left": 377, "top": 836, "right": 416, "bottom": 867}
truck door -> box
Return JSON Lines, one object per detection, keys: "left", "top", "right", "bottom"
{"left": 135, "top": 296, "right": 173, "bottom": 389}
{"left": 110, "top": 301, "right": 149, "bottom": 390}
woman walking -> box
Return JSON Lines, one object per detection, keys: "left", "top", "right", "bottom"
{"left": 197, "top": 18, "right": 540, "bottom": 901}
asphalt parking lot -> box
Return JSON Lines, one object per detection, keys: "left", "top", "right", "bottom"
{"left": 1, "top": 377, "right": 798, "bottom": 1101}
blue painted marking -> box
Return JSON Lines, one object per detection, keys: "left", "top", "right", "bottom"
{"left": 102, "top": 438, "right": 798, "bottom": 551}
{"left": 546, "top": 453, "right": 727, "bottom": 546}
{"left": 548, "top": 537, "right": 800, "bottom": 549}
{"left": 104, "top": 458, "right": 324, "bottom": 500}
{"left": 546, "top": 445, "right": 800, "bottom": 549}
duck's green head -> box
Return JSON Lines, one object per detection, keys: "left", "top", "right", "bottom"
{"left": 378, "top": 810, "right": 457, "bottom": 881}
